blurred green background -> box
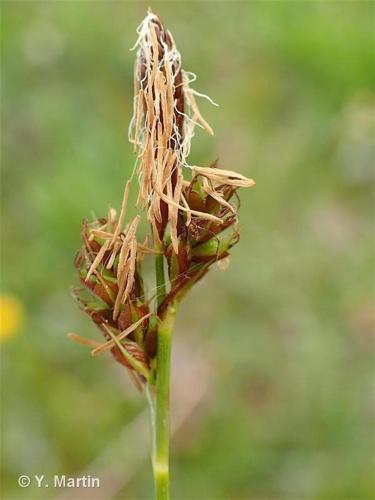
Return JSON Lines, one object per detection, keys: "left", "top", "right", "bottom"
{"left": 1, "top": 1, "right": 374, "bottom": 499}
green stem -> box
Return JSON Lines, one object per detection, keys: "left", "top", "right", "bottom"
{"left": 153, "top": 305, "right": 176, "bottom": 500}
{"left": 148, "top": 247, "right": 176, "bottom": 500}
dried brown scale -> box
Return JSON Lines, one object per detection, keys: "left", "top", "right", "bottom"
{"left": 141, "top": 17, "right": 184, "bottom": 144}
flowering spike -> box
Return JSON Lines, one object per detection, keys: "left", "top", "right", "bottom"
{"left": 129, "top": 10, "right": 224, "bottom": 252}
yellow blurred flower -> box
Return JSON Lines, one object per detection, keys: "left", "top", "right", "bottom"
{"left": 0, "top": 294, "right": 24, "bottom": 340}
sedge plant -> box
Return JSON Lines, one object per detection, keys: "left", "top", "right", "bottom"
{"left": 69, "top": 10, "right": 255, "bottom": 500}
